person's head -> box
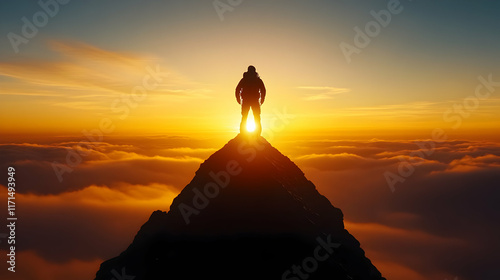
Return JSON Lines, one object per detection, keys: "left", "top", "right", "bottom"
{"left": 245, "top": 65, "right": 259, "bottom": 78}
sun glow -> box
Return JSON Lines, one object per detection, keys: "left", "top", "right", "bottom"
{"left": 246, "top": 114, "right": 256, "bottom": 132}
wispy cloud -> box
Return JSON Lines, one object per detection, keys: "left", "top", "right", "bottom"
{"left": 0, "top": 40, "right": 212, "bottom": 100}
{"left": 298, "top": 86, "right": 351, "bottom": 100}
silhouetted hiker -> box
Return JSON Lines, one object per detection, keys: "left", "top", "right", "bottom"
{"left": 235, "top": 65, "right": 266, "bottom": 135}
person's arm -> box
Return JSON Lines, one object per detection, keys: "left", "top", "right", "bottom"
{"left": 235, "top": 79, "right": 243, "bottom": 104}
{"left": 259, "top": 79, "right": 266, "bottom": 104}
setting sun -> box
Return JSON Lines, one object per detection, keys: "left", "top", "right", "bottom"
{"left": 246, "top": 110, "right": 256, "bottom": 132}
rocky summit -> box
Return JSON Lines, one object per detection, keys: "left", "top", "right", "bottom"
{"left": 95, "top": 134, "right": 386, "bottom": 280}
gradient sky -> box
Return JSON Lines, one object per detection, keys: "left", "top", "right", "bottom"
{"left": 1, "top": 1, "right": 500, "bottom": 280}
{"left": 1, "top": 0, "right": 499, "bottom": 138}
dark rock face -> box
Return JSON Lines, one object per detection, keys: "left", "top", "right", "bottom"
{"left": 95, "top": 135, "right": 385, "bottom": 280}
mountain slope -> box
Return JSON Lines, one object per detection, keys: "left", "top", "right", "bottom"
{"left": 95, "top": 134, "right": 385, "bottom": 280}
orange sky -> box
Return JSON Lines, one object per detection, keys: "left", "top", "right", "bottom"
{"left": 1, "top": 39, "right": 499, "bottom": 139}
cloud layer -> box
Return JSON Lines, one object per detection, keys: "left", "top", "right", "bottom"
{"left": 293, "top": 139, "right": 500, "bottom": 280}
{"left": 0, "top": 136, "right": 499, "bottom": 280}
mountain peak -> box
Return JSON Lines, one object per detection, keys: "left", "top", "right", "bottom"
{"left": 95, "top": 134, "right": 385, "bottom": 280}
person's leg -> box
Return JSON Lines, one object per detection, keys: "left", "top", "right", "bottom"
{"left": 240, "top": 102, "right": 250, "bottom": 133}
{"left": 251, "top": 102, "right": 262, "bottom": 135}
